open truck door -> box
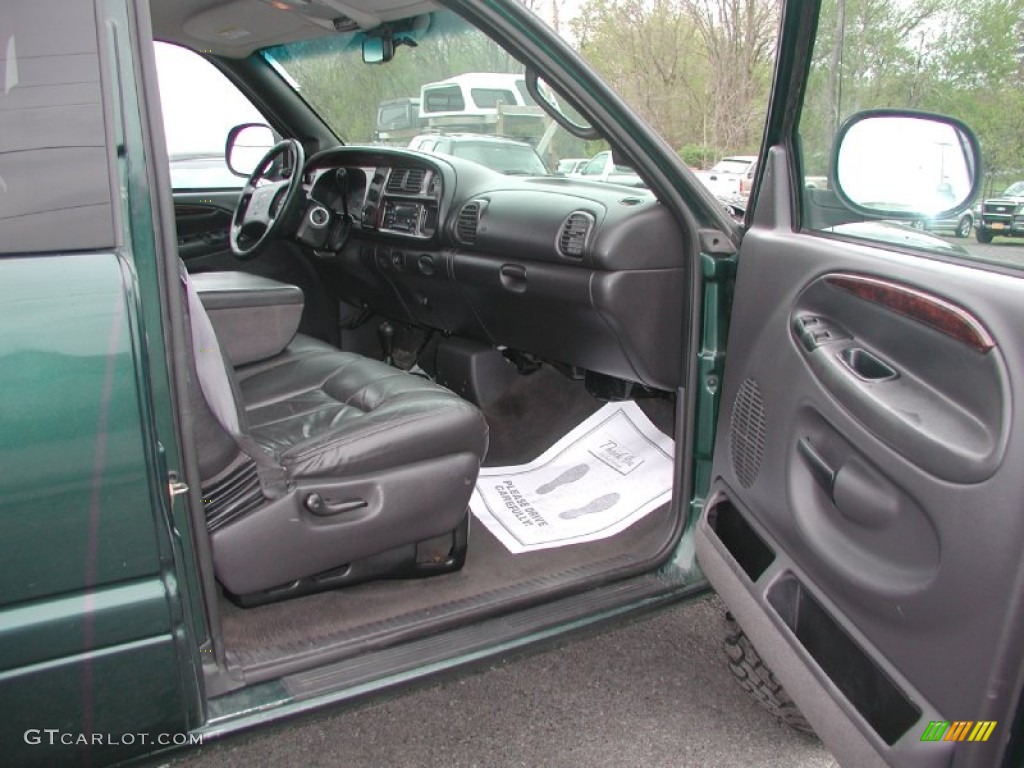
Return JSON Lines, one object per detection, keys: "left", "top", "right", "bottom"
{"left": 696, "top": 2, "right": 1024, "bottom": 767}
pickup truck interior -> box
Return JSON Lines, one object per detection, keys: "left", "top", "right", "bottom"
{"left": 149, "top": 0, "right": 714, "bottom": 684}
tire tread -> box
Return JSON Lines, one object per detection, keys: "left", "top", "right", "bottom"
{"left": 723, "top": 613, "right": 816, "bottom": 736}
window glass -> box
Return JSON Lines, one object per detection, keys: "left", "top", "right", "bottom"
{"left": 581, "top": 153, "right": 607, "bottom": 176}
{"left": 261, "top": 14, "right": 594, "bottom": 170}
{"left": 422, "top": 85, "right": 465, "bottom": 113}
{"left": 154, "top": 43, "right": 265, "bottom": 190}
{"left": 0, "top": 0, "right": 114, "bottom": 253}
{"left": 470, "top": 88, "right": 517, "bottom": 108}
{"left": 797, "top": 0, "right": 1024, "bottom": 268}
{"left": 562, "top": 1, "right": 779, "bottom": 176}
{"left": 710, "top": 159, "right": 755, "bottom": 175}
{"left": 379, "top": 104, "right": 411, "bottom": 128}
{"left": 514, "top": 80, "right": 537, "bottom": 106}
{"left": 450, "top": 141, "right": 549, "bottom": 175}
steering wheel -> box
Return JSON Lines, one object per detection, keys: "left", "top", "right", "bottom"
{"left": 230, "top": 139, "right": 305, "bottom": 259}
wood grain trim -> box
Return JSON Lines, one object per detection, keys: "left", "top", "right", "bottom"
{"left": 825, "top": 274, "right": 995, "bottom": 353}
{"left": 174, "top": 204, "right": 227, "bottom": 217}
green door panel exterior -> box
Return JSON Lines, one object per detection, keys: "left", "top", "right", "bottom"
{"left": 0, "top": 251, "right": 192, "bottom": 764}
{"left": 0, "top": 254, "right": 162, "bottom": 603}
{"left": 0, "top": 579, "right": 171, "bottom": 671}
{"left": 1, "top": 635, "right": 187, "bottom": 766}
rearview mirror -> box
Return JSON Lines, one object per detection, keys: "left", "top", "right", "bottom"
{"left": 831, "top": 111, "right": 981, "bottom": 220}
{"left": 362, "top": 35, "right": 394, "bottom": 64}
{"left": 226, "top": 123, "right": 275, "bottom": 177}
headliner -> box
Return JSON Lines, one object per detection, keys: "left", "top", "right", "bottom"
{"left": 149, "top": 0, "right": 441, "bottom": 58}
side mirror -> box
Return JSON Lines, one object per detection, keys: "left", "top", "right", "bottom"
{"left": 226, "top": 123, "right": 275, "bottom": 177}
{"left": 362, "top": 35, "right": 394, "bottom": 64}
{"left": 831, "top": 110, "right": 981, "bottom": 220}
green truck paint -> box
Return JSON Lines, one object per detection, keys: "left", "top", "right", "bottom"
{"left": 0, "top": 254, "right": 192, "bottom": 765}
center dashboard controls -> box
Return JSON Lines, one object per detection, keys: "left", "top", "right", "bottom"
{"left": 377, "top": 167, "right": 440, "bottom": 238}
{"left": 381, "top": 201, "right": 424, "bottom": 234}
{"left": 302, "top": 160, "right": 442, "bottom": 243}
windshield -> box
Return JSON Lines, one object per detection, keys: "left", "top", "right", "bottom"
{"left": 450, "top": 141, "right": 548, "bottom": 175}
{"left": 1003, "top": 182, "right": 1024, "bottom": 197}
{"left": 260, "top": 12, "right": 588, "bottom": 171}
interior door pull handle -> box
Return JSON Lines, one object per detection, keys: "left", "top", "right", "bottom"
{"left": 798, "top": 438, "right": 836, "bottom": 498}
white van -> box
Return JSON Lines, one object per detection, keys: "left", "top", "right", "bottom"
{"left": 420, "top": 73, "right": 532, "bottom": 118}
{"left": 418, "top": 73, "right": 546, "bottom": 136}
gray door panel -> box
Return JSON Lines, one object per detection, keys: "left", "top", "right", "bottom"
{"left": 698, "top": 156, "right": 1024, "bottom": 767}
{"left": 173, "top": 190, "right": 240, "bottom": 268}
{"left": 171, "top": 189, "right": 339, "bottom": 345}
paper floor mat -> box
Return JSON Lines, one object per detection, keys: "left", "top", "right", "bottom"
{"left": 470, "top": 401, "right": 674, "bottom": 554}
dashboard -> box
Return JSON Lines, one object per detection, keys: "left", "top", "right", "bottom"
{"left": 291, "top": 146, "right": 689, "bottom": 392}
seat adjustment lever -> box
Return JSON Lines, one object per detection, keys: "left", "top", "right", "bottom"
{"left": 304, "top": 493, "right": 368, "bottom": 516}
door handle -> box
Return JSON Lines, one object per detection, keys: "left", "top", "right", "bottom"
{"left": 797, "top": 439, "right": 898, "bottom": 528}
{"left": 838, "top": 347, "right": 898, "bottom": 382}
{"left": 797, "top": 437, "right": 836, "bottom": 498}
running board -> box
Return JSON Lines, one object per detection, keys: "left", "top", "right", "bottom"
{"left": 229, "top": 552, "right": 642, "bottom": 679}
{"left": 206, "top": 572, "right": 695, "bottom": 729}
{"left": 282, "top": 574, "right": 688, "bottom": 700}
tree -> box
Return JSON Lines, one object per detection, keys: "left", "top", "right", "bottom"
{"left": 681, "top": 0, "right": 780, "bottom": 155}
{"left": 572, "top": 0, "right": 712, "bottom": 153}
{"left": 571, "top": 0, "right": 778, "bottom": 161}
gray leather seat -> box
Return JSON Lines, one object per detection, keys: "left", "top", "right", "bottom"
{"left": 184, "top": 271, "right": 488, "bottom": 605}
{"left": 236, "top": 335, "right": 487, "bottom": 479}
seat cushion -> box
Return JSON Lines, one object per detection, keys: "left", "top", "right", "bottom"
{"left": 235, "top": 335, "right": 489, "bottom": 479}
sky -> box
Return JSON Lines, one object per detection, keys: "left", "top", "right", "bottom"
{"left": 154, "top": 42, "right": 264, "bottom": 158}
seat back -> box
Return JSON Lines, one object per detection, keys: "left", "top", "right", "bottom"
{"left": 180, "top": 265, "right": 286, "bottom": 529}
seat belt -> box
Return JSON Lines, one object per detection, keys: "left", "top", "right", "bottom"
{"left": 182, "top": 267, "right": 288, "bottom": 499}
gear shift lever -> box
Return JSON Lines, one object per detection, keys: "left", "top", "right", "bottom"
{"left": 378, "top": 321, "right": 395, "bottom": 366}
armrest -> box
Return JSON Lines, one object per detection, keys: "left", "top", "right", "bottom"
{"left": 191, "top": 271, "right": 304, "bottom": 366}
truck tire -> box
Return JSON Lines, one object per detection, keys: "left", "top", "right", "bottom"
{"left": 976, "top": 228, "right": 993, "bottom": 244}
{"left": 724, "top": 612, "right": 816, "bottom": 736}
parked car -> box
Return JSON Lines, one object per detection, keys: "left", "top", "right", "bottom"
{"left": 975, "top": 181, "right": 1024, "bottom": 242}
{"left": 694, "top": 155, "right": 758, "bottom": 198}
{"left": 556, "top": 157, "right": 589, "bottom": 175}
{"left": 909, "top": 209, "right": 975, "bottom": 238}
{"left": 374, "top": 97, "right": 427, "bottom": 144}
{"left": 408, "top": 132, "right": 549, "bottom": 175}
{"left": 168, "top": 153, "right": 244, "bottom": 189}
{"left": 4, "top": 2, "right": 1023, "bottom": 768}
{"left": 576, "top": 150, "right": 646, "bottom": 187}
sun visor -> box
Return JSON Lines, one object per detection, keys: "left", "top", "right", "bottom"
{"left": 182, "top": 0, "right": 328, "bottom": 56}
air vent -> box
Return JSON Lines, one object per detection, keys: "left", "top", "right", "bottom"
{"left": 386, "top": 168, "right": 427, "bottom": 194}
{"left": 557, "top": 211, "right": 595, "bottom": 258}
{"left": 456, "top": 201, "right": 482, "bottom": 245}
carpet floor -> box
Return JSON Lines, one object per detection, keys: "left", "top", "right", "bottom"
{"left": 218, "top": 367, "right": 680, "bottom": 671}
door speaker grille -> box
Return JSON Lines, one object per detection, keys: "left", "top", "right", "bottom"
{"left": 730, "top": 378, "right": 766, "bottom": 488}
